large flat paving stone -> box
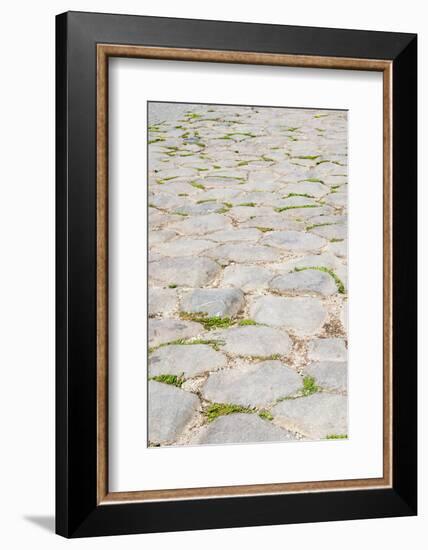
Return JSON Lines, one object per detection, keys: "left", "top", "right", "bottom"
{"left": 154, "top": 238, "right": 218, "bottom": 257}
{"left": 149, "top": 319, "right": 203, "bottom": 348}
{"left": 269, "top": 270, "right": 337, "bottom": 296}
{"left": 222, "top": 265, "right": 274, "bottom": 292}
{"left": 261, "top": 230, "right": 328, "bottom": 252}
{"left": 149, "top": 257, "right": 221, "bottom": 287}
{"left": 167, "top": 213, "right": 233, "bottom": 235}
{"left": 250, "top": 296, "right": 327, "bottom": 335}
{"left": 149, "top": 344, "right": 227, "bottom": 378}
{"left": 201, "top": 360, "right": 302, "bottom": 407}
{"left": 148, "top": 381, "right": 200, "bottom": 444}
{"left": 206, "top": 243, "right": 281, "bottom": 263}
{"left": 181, "top": 288, "right": 244, "bottom": 317}
{"left": 207, "top": 228, "right": 262, "bottom": 243}
{"left": 191, "top": 413, "right": 297, "bottom": 445}
{"left": 281, "top": 181, "right": 328, "bottom": 198}
{"left": 272, "top": 393, "right": 347, "bottom": 439}
{"left": 304, "top": 361, "right": 347, "bottom": 392}
{"left": 309, "top": 223, "right": 347, "bottom": 241}
{"left": 212, "top": 325, "right": 292, "bottom": 357}
{"left": 308, "top": 338, "right": 347, "bottom": 362}
{"left": 148, "top": 288, "right": 178, "bottom": 316}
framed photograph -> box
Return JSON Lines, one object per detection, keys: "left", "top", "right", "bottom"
{"left": 56, "top": 11, "right": 417, "bottom": 538}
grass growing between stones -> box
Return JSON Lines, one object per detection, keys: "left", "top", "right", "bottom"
{"left": 237, "top": 202, "right": 256, "bottom": 207}
{"left": 258, "top": 410, "right": 274, "bottom": 421}
{"left": 301, "top": 376, "right": 319, "bottom": 396}
{"left": 294, "top": 266, "right": 346, "bottom": 294}
{"left": 325, "top": 434, "right": 348, "bottom": 440}
{"left": 238, "top": 319, "right": 257, "bottom": 326}
{"left": 190, "top": 181, "right": 205, "bottom": 190}
{"left": 256, "top": 226, "right": 273, "bottom": 233}
{"left": 149, "top": 338, "right": 225, "bottom": 354}
{"left": 150, "top": 374, "right": 185, "bottom": 388}
{"left": 283, "top": 192, "right": 314, "bottom": 199}
{"left": 179, "top": 312, "right": 234, "bottom": 330}
{"left": 306, "top": 222, "right": 334, "bottom": 231}
{"left": 275, "top": 204, "right": 318, "bottom": 213}
{"left": 205, "top": 402, "right": 255, "bottom": 422}
{"left": 299, "top": 177, "right": 324, "bottom": 184}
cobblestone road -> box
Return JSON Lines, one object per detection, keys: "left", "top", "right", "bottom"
{"left": 148, "top": 102, "right": 348, "bottom": 446}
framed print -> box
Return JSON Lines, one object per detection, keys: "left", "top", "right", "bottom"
{"left": 56, "top": 11, "right": 417, "bottom": 538}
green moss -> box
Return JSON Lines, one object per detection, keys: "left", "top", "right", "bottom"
{"left": 213, "top": 165, "right": 222, "bottom": 169}
{"left": 149, "top": 338, "right": 225, "bottom": 354}
{"left": 237, "top": 160, "right": 249, "bottom": 166}
{"left": 306, "top": 222, "right": 334, "bottom": 231}
{"left": 222, "top": 202, "right": 233, "bottom": 208}
{"left": 195, "top": 167, "right": 209, "bottom": 172}
{"left": 205, "top": 402, "right": 255, "bottom": 422}
{"left": 294, "top": 155, "right": 320, "bottom": 160}
{"left": 168, "top": 284, "right": 177, "bottom": 289}
{"left": 185, "top": 113, "right": 202, "bottom": 119}
{"left": 325, "top": 434, "right": 348, "bottom": 440}
{"left": 179, "top": 312, "right": 234, "bottom": 330}
{"left": 178, "top": 193, "right": 188, "bottom": 197}
{"left": 299, "top": 178, "right": 324, "bottom": 184}
{"left": 196, "top": 199, "right": 217, "bottom": 204}
{"left": 190, "top": 181, "right": 205, "bottom": 190}
{"left": 330, "top": 238, "right": 344, "bottom": 243}
{"left": 216, "top": 207, "right": 230, "bottom": 214}
{"left": 172, "top": 211, "right": 188, "bottom": 217}
{"left": 314, "top": 113, "right": 329, "bottom": 118}
{"left": 148, "top": 137, "right": 166, "bottom": 145}
{"left": 150, "top": 374, "right": 185, "bottom": 388}
{"left": 283, "top": 192, "right": 314, "bottom": 199}
{"left": 275, "top": 204, "right": 318, "bottom": 213}
{"left": 237, "top": 202, "right": 256, "bottom": 207}
{"left": 286, "top": 127, "right": 299, "bottom": 132}
{"left": 260, "top": 155, "right": 275, "bottom": 162}
{"left": 302, "top": 376, "right": 319, "bottom": 396}
{"left": 295, "top": 266, "right": 346, "bottom": 294}
{"left": 238, "top": 319, "right": 257, "bottom": 326}
{"left": 259, "top": 410, "right": 274, "bottom": 421}
{"left": 256, "top": 226, "right": 273, "bottom": 233}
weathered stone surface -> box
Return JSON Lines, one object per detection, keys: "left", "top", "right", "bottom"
{"left": 181, "top": 288, "right": 244, "bottom": 317}
{"left": 148, "top": 381, "right": 200, "bottom": 444}
{"left": 309, "top": 223, "right": 347, "bottom": 241}
{"left": 149, "top": 257, "right": 221, "bottom": 287}
{"left": 168, "top": 213, "right": 233, "bottom": 235}
{"left": 149, "top": 288, "right": 178, "bottom": 316}
{"left": 326, "top": 192, "right": 347, "bottom": 207}
{"left": 149, "top": 229, "right": 177, "bottom": 245}
{"left": 280, "top": 252, "right": 342, "bottom": 272}
{"left": 149, "top": 344, "right": 227, "bottom": 377}
{"left": 192, "top": 413, "right": 297, "bottom": 445}
{"left": 329, "top": 240, "right": 347, "bottom": 259}
{"left": 212, "top": 325, "right": 292, "bottom": 357}
{"left": 222, "top": 265, "right": 273, "bottom": 292}
{"left": 341, "top": 302, "right": 348, "bottom": 332}
{"left": 241, "top": 215, "right": 304, "bottom": 231}
{"left": 269, "top": 270, "right": 337, "bottom": 296}
{"left": 155, "top": 238, "right": 218, "bottom": 257}
{"left": 272, "top": 393, "right": 347, "bottom": 439}
{"left": 207, "top": 228, "right": 261, "bottom": 243}
{"left": 148, "top": 319, "right": 202, "bottom": 348}
{"left": 250, "top": 296, "right": 327, "bottom": 335}
{"left": 304, "top": 361, "right": 347, "bottom": 392}
{"left": 308, "top": 338, "right": 347, "bottom": 362}
{"left": 261, "top": 230, "right": 327, "bottom": 252}
{"left": 281, "top": 181, "right": 328, "bottom": 198}
{"left": 202, "top": 361, "right": 302, "bottom": 407}
{"left": 206, "top": 243, "right": 281, "bottom": 263}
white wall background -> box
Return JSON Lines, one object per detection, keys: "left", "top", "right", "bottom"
{"left": 0, "top": 1, "right": 424, "bottom": 548}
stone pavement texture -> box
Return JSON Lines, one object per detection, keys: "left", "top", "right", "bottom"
{"left": 147, "top": 102, "right": 348, "bottom": 447}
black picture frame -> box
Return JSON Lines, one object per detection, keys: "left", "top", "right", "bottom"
{"left": 56, "top": 10, "right": 417, "bottom": 538}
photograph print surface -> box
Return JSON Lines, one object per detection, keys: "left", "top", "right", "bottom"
{"left": 148, "top": 101, "right": 348, "bottom": 447}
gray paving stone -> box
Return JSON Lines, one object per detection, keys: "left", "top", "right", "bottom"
{"left": 309, "top": 223, "right": 347, "bottom": 241}
{"left": 272, "top": 393, "right": 347, "bottom": 439}
{"left": 148, "top": 381, "right": 200, "bottom": 444}
{"left": 326, "top": 192, "right": 347, "bottom": 207}
{"left": 212, "top": 325, "right": 292, "bottom": 357}
{"left": 149, "top": 257, "right": 221, "bottom": 287}
{"left": 181, "top": 288, "right": 245, "bottom": 317}
{"left": 201, "top": 360, "right": 302, "bottom": 407}
{"left": 148, "top": 319, "right": 203, "bottom": 348}
{"left": 149, "top": 229, "right": 177, "bottom": 245}
{"left": 168, "top": 213, "right": 233, "bottom": 235}
{"left": 269, "top": 270, "right": 337, "bottom": 296}
{"left": 222, "top": 265, "right": 273, "bottom": 291}
{"left": 308, "top": 338, "right": 347, "bottom": 362}
{"left": 207, "top": 228, "right": 261, "bottom": 243}
{"left": 149, "top": 344, "right": 227, "bottom": 377}
{"left": 261, "top": 230, "right": 328, "bottom": 252}
{"left": 281, "top": 181, "right": 328, "bottom": 198}
{"left": 205, "top": 243, "right": 281, "bottom": 263}
{"left": 154, "top": 238, "right": 218, "bottom": 257}
{"left": 329, "top": 240, "right": 347, "bottom": 259}
{"left": 241, "top": 215, "right": 304, "bottom": 231}
{"left": 250, "top": 296, "right": 327, "bottom": 335}
{"left": 192, "top": 413, "right": 297, "bottom": 445}
{"left": 149, "top": 288, "right": 178, "bottom": 316}
{"left": 304, "top": 361, "right": 347, "bottom": 392}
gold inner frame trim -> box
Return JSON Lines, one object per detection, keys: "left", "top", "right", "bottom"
{"left": 96, "top": 44, "right": 393, "bottom": 505}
